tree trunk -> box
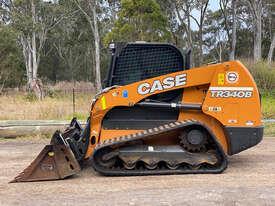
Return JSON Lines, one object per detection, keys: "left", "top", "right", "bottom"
{"left": 31, "top": 32, "right": 38, "bottom": 79}
{"left": 30, "top": 78, "right": 44, "bottom": 100}
{"left": 198, "top": 1, "right": 209, "bottom": 66}
{"left": 75, "top": 0, "right": 102, "bottom": 92}
{"left": 219, "top": 42, "right": 222, "bottom": 62}
{"left": 186, "top": 4, "right": 193, "bottom": 67}
{"left": 267, "top": 34, "right": 275, "bottom": 64}
{"left": 199, "top": 27, "right": 203, "bottom": 65}
{"left": 21, "top": 36, "right": 32, "bottom": 89}
{"left": 27, "top": 42, "right": 32, "bottom": 89}
{"left": 31, "top": 0, "right": 43, "bottom": 100}
{"left": 249, "top": 0, "right": 262, "bottom": 62}
{"left": 254, "top": 13, "right": 262, "bottom": 62}
{"left": 229, "top": 0, "right": 237, "bottom": 60}
{"left": 92, "top": 3, "right": 102, "bottom": 92}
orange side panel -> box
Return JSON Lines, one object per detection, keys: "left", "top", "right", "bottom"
{"left": 85, "top": 61, "right": 262, "bottom": 158}
{"left": 178, "top": 86, "right": 228, "bottom": 153}
{"left": 203, "top": 61, "right": 262, "bottom": 127}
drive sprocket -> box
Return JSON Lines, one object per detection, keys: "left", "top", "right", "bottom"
{"left": 179, "top": 128, "right": 208, "bottom": 152}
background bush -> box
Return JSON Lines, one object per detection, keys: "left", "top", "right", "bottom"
{"left": 243, "top": 60, "right": 275, "bottom": 92}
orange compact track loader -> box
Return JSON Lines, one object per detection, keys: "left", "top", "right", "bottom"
{"left": 11, "top": 42, "right": 263, "bottom": 182}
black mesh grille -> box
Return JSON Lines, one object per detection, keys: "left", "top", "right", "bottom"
{"left": 110, "top": 44, "right": 184, "bottom": 86}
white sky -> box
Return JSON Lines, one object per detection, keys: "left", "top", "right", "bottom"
{"left": 209, "top": 0, "right": 220, "bottom": 11}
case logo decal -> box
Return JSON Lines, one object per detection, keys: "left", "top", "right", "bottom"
{"left": 226, "top": 72, "right": 239, "bottom": 83}
{"left": 137, "top": 74, "right": 187, "bottom": 95}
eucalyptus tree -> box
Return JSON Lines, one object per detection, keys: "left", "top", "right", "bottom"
{"left": 219, "top": 0, "right": 237, "bottom": 60}
{"left": 104, "top": 0, "right": 171, "bottom": 44}
{"left": 72, "top": 0, "right": 102, "bottom": 92}
{"left": 204, "top": 10, "right": 229, "bottom": 62}
{"left": 266, "top": 1, "right": 274, "bottom": 64}
{"left": 246, "top": 0, "right": 263, "bottom": 62}
{"left": 1, "top": 0, "right": 71, "bottom": 99}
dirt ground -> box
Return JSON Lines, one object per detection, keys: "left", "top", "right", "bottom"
{"left": 0, "top": 137, "right": 275, "bottom": 206}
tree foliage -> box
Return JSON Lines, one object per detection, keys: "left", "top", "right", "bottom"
{"left": 104, "top": 0, "right": 171, "bottom": 45}
{"left": 0, "top": 0, "right": 274, "bottom": 94}
{"left": 0, "top": 25, "right": 24, "bottom": 91}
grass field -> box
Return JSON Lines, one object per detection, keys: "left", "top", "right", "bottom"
{"left": 262, "top": 93, "right": 275, "bottom": 119}
{"left": 264, "top": 123, "right": 275, "bottom": 136}
{"left": 0, "top": 92, "right": 93, "bottom": 120}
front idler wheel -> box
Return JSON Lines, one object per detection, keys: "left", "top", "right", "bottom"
{"left": 95, "top": 147, "right": 117, "bottom": 168}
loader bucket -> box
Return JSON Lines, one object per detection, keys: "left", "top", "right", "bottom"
{"left": 10, "top": 144, "right": 80, "bottom": 183}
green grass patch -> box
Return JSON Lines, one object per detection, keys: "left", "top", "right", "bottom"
{"left": 264, "top": 122, "right": 275, "bottom": 137}
{"left": 262, "top": 92, "right": 275, "bottom": 119}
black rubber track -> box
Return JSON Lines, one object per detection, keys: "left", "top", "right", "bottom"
{"left": 92, "top": 120, "right": 228, "bottom": 176}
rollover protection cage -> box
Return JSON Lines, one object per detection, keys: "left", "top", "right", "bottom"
{"left": 104, "top": 42, "right": 191, "bottom": 87}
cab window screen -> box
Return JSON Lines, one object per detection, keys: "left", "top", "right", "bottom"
{"left": 111, "top": 44, "right": 184, "bottom": 86}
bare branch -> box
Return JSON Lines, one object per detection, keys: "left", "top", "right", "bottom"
{"left": 46, "top": 9, "right": 80, "bottom": 32}
{"left": 219, "top": 0, "right": 230, "bottom": 38}
{"left": 175, "top": 4, "right": 188, "bottom": 35}
{"left": 73, "top": 0, "right": 95, "bottom": 32}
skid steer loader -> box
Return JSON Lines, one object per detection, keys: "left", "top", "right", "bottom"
{"left": 11, "top": 42, "right": 263, "bottom": 182}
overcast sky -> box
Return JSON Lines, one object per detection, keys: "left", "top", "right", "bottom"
{"left": 209, "top": 0, "right": 220, "bottom": 11}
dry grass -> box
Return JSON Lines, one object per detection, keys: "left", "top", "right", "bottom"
{"left": 0, "top": 81, "right": 95, "bottom": 120}
{"left": 241, "top": 59, "right": 275, "bottom": 92}
{"left": 0, "top": 92, "right": 93, "bottom": 120}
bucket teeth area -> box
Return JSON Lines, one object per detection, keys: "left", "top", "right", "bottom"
{"left": 10, "top": 144, "right": 80, "bottom": 183}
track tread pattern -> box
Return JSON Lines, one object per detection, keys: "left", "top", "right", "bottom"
{"left": 92, "top": 119, "right": 227, "bottom": 176}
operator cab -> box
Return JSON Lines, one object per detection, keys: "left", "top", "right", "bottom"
{"left": 102, "top": 42, "right": 191, "bottom": 130}
{"left": 104, "top": 42, "right": 191, "bottom": 88}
